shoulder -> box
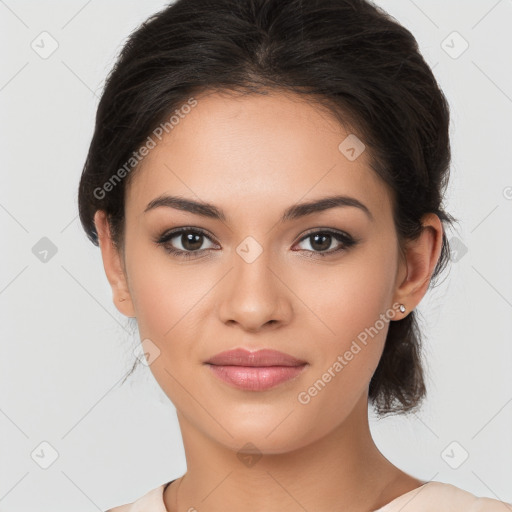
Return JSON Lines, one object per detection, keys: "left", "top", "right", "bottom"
{"left": 378, "top": 481, "right": 511, "bottom": 511}
{"left": 104, "top": 482, "right": 168, "bottom": 512}
{"left": 429, "top": 482, "right": 510, "bottom": 510}
{"left": 105, "top": 506, "right": 131, "bottom": 512}
{"left": 467, "top": 494, "right": 512, "bottom": 512}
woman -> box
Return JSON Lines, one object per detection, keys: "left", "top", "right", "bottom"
{"left": 78, "top": 0, "right": 510, "bottom": 510}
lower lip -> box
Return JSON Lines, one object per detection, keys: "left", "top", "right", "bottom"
{"left": 206, "top": 364, "right": 307, "bottom": 391}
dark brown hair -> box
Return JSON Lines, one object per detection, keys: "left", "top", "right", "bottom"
{"left": 78, "top": 0, "right": 457, "bottom": 416}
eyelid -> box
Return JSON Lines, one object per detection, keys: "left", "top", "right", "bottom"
{"left": 292, "top": 228, "right": 356, "bottom": 253}
{"left": 155, "top": 226, "right": 219, "bottom": 248}
{"left": 155, "top": 226, "right": 358, "bottom": 259}
{"left": 295, "top": 227, "right": 353, "bottom": 241}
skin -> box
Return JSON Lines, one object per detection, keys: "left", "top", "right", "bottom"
{"left": 95, "top": 90, "right": 443, "bottom": 511}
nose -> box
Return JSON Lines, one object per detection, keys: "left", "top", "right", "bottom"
{"left": 217, "top": 249, "right": 293, "bottom": 332}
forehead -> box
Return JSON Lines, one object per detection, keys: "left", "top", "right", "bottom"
{"left": 125, "top": 90, "right": 392, "bottom": 224}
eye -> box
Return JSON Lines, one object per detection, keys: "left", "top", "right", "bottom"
{"left": 155, "top": 227, "right": 358, "bottom": 260}
{"left": 155, "top": 227, "right": 218, "bottom": 259}
{"left": 293, "top": 229, "right": 357, "bottom": 257}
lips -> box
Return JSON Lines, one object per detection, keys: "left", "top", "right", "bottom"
{"left": 204, "top": 348, "right": 308, "bottom": 391}
{"left": 204, "top": 348, "right": 307, "bottom": 367}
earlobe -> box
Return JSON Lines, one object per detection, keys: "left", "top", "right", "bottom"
{"left": 93, "top": 210, "right": 136, "bottom": 318}
{"left": 393, "top": 213, "right": 444, "bottom": 315}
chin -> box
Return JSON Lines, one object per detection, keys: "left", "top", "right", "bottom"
{"left": 207, "top": 415, "right": 319, "bottom": 456}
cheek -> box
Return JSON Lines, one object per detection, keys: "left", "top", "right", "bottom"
{"left": 292, "top": 245, "right": 396, "bottom": 353}
{"left": 125, "top": 241, "right": 207, "bottom": 337}
{"left": 289, "top": 243, "right": 397, "bottom": 406}
{"left": 128, "top": 276, "right": 173, "bottom": 338}
{"left": 292, "top": 291, "right": 389, "bottom": 437}
{"left": 125, "top": 250, "right": 209, "bottom": 400}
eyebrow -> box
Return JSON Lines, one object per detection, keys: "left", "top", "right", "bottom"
{"left": 144, "top": 194, "right": 374, "bottom": 222}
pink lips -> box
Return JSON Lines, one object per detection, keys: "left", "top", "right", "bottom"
{"left": 205, "top": 348, "right": 308, "bottom": 391}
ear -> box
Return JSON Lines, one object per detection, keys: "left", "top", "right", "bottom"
{"left": 94, "top": 210, "right": 136, "bottom": 318}
{"left": 393, "top": 213, "right": 444, "bottom": 317}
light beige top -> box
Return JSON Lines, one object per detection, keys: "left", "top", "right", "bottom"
{"left": 106, "top": 480, "right": 511, "bottom": 512}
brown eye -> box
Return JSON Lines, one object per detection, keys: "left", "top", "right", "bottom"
{"left": 295, "top": 230, "right": 357, "bottom": 257}
{"left": 177, "top": 231, "right": 205, "bottom": 251}
{"left": 156, "top": 228, "right": 218, "bottom": 258}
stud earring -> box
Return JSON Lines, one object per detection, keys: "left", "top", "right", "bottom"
{"left": 399, "top": 304, "right": 406, "bottom": 313}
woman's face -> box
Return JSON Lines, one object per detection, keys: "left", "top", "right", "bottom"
{"left": 103, "top": 91, "right": 410, "bottom": 453}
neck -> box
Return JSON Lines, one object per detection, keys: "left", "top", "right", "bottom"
{"left": 164, "top": 394, "right": 422, "bottom": 512}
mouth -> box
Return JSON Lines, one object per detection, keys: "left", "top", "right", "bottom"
{"left": 204, "top": 348, "right": 307, "bottom": 367}
{"left": 204, "top": 348, "right": 308, "bottom": 391}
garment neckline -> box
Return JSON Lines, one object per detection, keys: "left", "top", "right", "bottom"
{"left": 160, "top": 479, "right": 433, "bottom": 511}
{"left": 372, "top": 481, "right": 432, "bottom": 511}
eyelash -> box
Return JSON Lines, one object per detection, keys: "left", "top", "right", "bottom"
{"left": 154, "top": 227, "right": 358, "bottom": 260}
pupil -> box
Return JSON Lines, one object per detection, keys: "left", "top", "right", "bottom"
{"left": 183, "top": 232, "right": 202, "bottom": 250}
{"left": 312, "top": 233, "right": 330, "bottom": 251}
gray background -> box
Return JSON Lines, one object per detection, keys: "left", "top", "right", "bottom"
{"left": 1, "top": 0, "right": 511, "bottom": 510}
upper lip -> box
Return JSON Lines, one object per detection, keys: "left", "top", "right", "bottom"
{"left": 205, "top": 348, "right": 307, "bottom": 367}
